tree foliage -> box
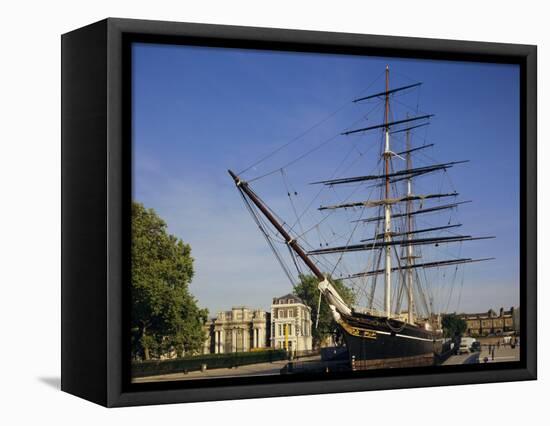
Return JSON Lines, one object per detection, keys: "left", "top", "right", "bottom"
{"left": 293, "top": 274, "right": 355, "bottom": 348}
{"left": 441, "top": 313, "right": 467, "bottom": 338}
{"left": 131, "top": 202, "right": 208, "bottom": 360}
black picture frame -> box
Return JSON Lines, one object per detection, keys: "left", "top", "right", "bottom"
{"left": 61, "top": 17, "right": 537, "bottom": 407}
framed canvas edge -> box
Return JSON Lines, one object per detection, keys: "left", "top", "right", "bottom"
{"left": 61, "top": 18, "right": 110, "bottom": 407}
{"left": 523, "top": 44, "right": 537, "bottom": 380}
{"left": 110, "top": 368, "right": 534, "bottom": 408}
{"left": 98, "top": 17, "right": 536, "bottom": 407}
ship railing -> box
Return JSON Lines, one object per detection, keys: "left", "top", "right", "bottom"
{"left": 353, "top": 307, "right": 387, "bottom": 317}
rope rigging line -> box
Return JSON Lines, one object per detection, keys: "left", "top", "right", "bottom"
{"left": 416, "top": 82, "right": 421, "bottom": 115}
{"left": 455, "top": 264, "right": 466, "bottom": 313}
{"left": 292, "top": 178, "right": 365, "bottom": 241}
{"left": 246, "top": 133, "right": 340, "bottom": 183}
{"left": 397, "top": 132, "right": 461, "bottom": 196}
{"left": 391, "top": 69, "right": 422, "bottom": 87}
{"left": 391, "top": 95, "right": 429, "bottom": 120}
{"left": 247, "top": 200, "right": 342, "bottom": 273}
{"left": 280, "top": 104, "right": 384, "bottom": 244}
{"left": 286, "top": 142, "right": 359, "bottom": 234}
{"left": 391, "top": 244, "right": 411, "bottom": 316}
{"left": 237, "top": 104, "right": 351, "bottom": 177}
{"left": 281, "top": 169, "right": 305, "bottom": 236}
{"left": 287, "top": 243, "right": 304, "bottom": 278}
{"left": 296, "top": 232, "right": 355, "bottom": 280}
{"left": 368, "top": 249, "right": 383, "bottom": 310}
{"left": 238, "top": 70, "right": 387, "bottom": 177}
{"left": 232, "top": 69, "right": 479, "bottom": 318}
{"left": 416, "top": 268, "right": 432, "bottom": 317}
{"left": 320, "top": 226, "right": 351, "bottom": 247}
{"left": 290, "top": 141, "right": 382, "bottom": 244}
{"left": 412, "top": 209, "right": 431, "bottom": 317}
{"left": 247, "top": 102, "right": 384, "bottom": 184}
{"left": 238, "top": 188, "right": 296, "bottom": 286}
{"left": 444, "top": 265, "right": 459, "bottom": 314}
{"left": 443, "top": 241, "right": 464, "bottom": 313}
{"left": 327, "top": 174, "right": 379, "bottom": 276}
{"left": 359, "top": 160, "right": 387, "bottom": 310}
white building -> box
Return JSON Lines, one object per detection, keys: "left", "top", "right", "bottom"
{"left": 203, "top": 307, "right": 269, "bottom": 354}
{"left": 270, "top": 294, "right": 312, "bottom": 354}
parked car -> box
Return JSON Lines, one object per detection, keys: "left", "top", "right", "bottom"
{"left": 458, "top": 337, "right": 476, "bottom": 354}
{"left": 470, "top": 341, "right": 481, "bottom": 352}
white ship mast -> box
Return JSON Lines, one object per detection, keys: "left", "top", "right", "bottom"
{"left": 231, "top": 66, "right": 496, "bottom": 325}
{"left": 406, "top": 121, "right": 415, "bottom": 324}
{"left": 383, "top": 65, "right": 392, "bottom": 318}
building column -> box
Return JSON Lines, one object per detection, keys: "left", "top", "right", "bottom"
{"left": 231, "top": 328, "right": 236, "bottom": 353}
{"left": 293, "top": 322, "right": 301, "bottom": 353}
{"left": 219, "top": 329, "right": 225, "bottom": 353}
{"left": 214, "top": 331, "right": 219, "bottom": 354}
{"left": 243, "top": 328, "right": 249, "bottom": 351}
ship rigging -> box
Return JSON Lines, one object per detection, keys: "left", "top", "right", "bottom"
{"left": 229, "top": 65, "right": 495, "bottom": 368}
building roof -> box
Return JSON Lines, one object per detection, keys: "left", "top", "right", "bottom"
{"left": 272, "top": 293, "right": 305, "bottom": 305}
{"left": 458, "top": 307, "right": 516, "bottom": 319}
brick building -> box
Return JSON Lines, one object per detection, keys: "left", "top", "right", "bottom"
{"left": 458, "top": 307, "right": 519, "bottom": 337}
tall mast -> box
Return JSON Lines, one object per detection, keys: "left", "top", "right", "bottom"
{"left": 406, "top": 122, "right": 415, "bottom": 324}
{"left": 228, "top": 170, "right": 324, "bottom": 281}
{"left": 383, "top": 65, "right": 392, "bottom": 318}
{"left": 228, "top": 169, "right": 354, "bottom": 317}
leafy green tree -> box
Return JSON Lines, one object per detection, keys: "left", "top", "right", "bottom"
{"left": 441, "top": 313, "right": 467, "bottom": 338}
{"left": 131, "top": 202, "right": 208, "bottom": 360}
{"left": 293, "top": 274, "right": 355, "bottom": 349}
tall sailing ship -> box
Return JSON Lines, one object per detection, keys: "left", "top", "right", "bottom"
{"left": 229, "top": 66, "right": 494, "bottom": 369}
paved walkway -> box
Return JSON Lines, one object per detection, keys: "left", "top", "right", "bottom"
{"left": 443, "top": 345, "right": 519, "bottom": 365}
{"left": 443, "top": 352, "right": 479, "bottom": 365}
{"left": 133, "top": 355, "right": 321, "bottom": 383}
{"left": 478, "top": 345, "right": 520, "bottom": 364}
{"left": 133, "top": 360, "right": 288, "bottom": 383}
{"left": 134, "top": 346, "right": 521, "bottom": 382}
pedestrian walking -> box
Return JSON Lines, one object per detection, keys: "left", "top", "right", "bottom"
{"left": 491, "top": 347, "right": 495, "bottom": 361}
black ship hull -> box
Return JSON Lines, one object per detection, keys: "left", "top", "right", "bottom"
{"left": 337, "top": 312, "right": 442, "bottom": 369}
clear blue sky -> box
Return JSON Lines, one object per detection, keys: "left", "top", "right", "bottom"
{"left": 132, "top": 42, "right": 519, "bottom": 316}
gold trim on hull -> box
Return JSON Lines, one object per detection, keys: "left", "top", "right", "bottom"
{"left": 338, "top": 319, "right": 377, "bottom": 339}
